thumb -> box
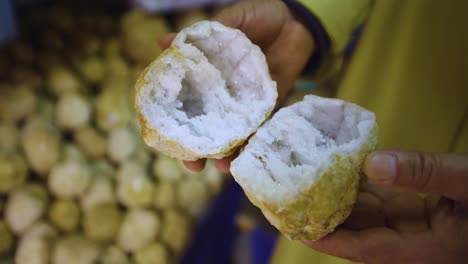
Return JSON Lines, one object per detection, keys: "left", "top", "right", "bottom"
{"left": 212, "top": 0, "right": 289, "bottom": 48}
{"left": 364, "top": 151, "right": 468, "bottom": 203}
{"left": 212, "top": 3, "right": 245, "bottom": 29}
{"left": 159, "top": 33, "right": 176, "bottom": 50}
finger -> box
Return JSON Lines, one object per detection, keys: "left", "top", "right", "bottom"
{"left": 212, "top": 0, "right": 313, "bottom": 101}
{"left": 428, "top": 197, "right": 468, "bottom": 255}
{"left": 213, "top": 0, "right": 289, "bottom": 48}
{"left": 384, "top": 193, "right": 429, "bottom": 233}
{"left": 343, "top": 208, "right": 386, "bottom": 230}
{"left": 213, "top": 142, "right": 247, "bottom": 173}
{"left": 355, "top": 192, "right": 383, "bottom": 210}
{"left": 183, "top": 159, "right": 207, "bottom": 172}
{"left": 361, "top": 181, "right": 402, "bottom": 202}
{"left": 343, "top": 192, "right": 386, "bottom": 230}
{"left": 263, "top": 18, "right": 314, "bottom": 100}
{"left": 304, "top": 227, "right": 401, "bottom": 263}
{"left": 424, "top": 194, "right": 441, "bottom": 215}
{"left": 364, "top": 151, "right": 468, "bottom": 203}
{"left": 214, "top": 155, "right": 237, "bottom": 173}
{"left": 159, "top": 33, "right": 176, "bottom": 49}
{"left": 384, "top": 193, "right": 425, "bottom": 219}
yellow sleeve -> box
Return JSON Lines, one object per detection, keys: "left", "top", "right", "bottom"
{"left": 297, "top": 0, "right": 373, "bottom": 79}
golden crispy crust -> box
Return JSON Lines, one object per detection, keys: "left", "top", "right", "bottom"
{"left": 238, "top": 124, "right": 378, "bottom": 240}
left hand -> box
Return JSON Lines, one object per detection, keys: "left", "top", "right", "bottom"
{"left": 305, "top": 151, "right": 468, "bottom": 264}
{"left": 159, "top": 0, "right": 316, "bottom": 173}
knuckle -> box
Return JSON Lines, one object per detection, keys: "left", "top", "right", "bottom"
{"left": 406, "top": 152, "right": 441, "bottom": 191}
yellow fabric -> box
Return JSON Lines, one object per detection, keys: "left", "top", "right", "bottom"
{"left": 338, "top": 0, "right": 468, "bottom": 151}
{"left": 297, "top": 0, "right": 372, "bottom": 80}
{"left": 272, "top": 0, "right": 468, "bottom": 263}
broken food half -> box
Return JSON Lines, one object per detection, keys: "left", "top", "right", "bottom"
{"left": 135, "top": 21, "right": 277, "bottom": 160}
{"left": 230, "top": 95, "right": 378, "bottom": 240}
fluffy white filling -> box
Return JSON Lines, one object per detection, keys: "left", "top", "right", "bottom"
{"left": 231, "top": 95, "right": 375, "bottom": 203}
{"left": 138, "top": 21, "right": 277, "bottom": 155}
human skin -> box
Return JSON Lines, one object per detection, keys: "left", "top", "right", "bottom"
{"left": 159, "top": 1, "right": 468, "bottom": 262}
{"left": 305, "top": 151, "right": 468, "bottom": 264}
{"left": 159, "top": 0, "right": 315, "bottom": 172}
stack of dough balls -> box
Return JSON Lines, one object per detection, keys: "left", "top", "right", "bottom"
{"left": 136, "top": 22, "right": 378, "bottom": 240}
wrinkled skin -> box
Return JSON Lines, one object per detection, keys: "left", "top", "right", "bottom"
{"left": 305, "top": 152, "right": 468, "bottom": 264}
{"left": 159, "top": 2, "right": 468, "bottom": 262}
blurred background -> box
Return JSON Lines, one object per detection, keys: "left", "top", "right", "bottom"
{"left": 0, "top": 0, "right": 343, "bottom": 263}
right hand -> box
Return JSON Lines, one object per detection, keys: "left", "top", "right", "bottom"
{"left": 305, "top": 151, "right": 468, "bottom": 263}
{"left": 160, "top": 0, "right": 316, "bottom": 172}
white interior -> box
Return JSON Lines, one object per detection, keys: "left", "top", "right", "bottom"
{"left": 137, "top": 21, "right": 277, "bottom": 155}
{"left": 231, "top": 95, "right": 376, "bottom": 203}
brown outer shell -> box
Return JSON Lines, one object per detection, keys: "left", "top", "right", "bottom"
{"left": 134, "top": 48, "right": 273, "bottom": 161}
{"left": 233, "top": 124, "right": 378, "bottom": 241}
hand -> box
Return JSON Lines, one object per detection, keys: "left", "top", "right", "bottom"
{"left": 160, "top": 0, "right": 315, "bottom": 173}
{"left": 305, "top": 151, "right": 468, "bottom": 264}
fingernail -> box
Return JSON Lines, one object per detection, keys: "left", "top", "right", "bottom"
{"left": 364, "top": 152, "right": 398, "bottom": 182}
